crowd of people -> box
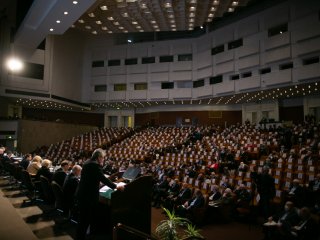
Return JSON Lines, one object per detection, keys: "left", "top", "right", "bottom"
{"left": 0, "top": 121, "right": 319, "bottom": 240}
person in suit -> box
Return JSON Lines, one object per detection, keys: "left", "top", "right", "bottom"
{"left": 263, "top": 201, "right": 300, "bottom": 240}
{"left": 173, "top": 182, "right": 192, "bottom": 207}
{"left": 36, "top": 159, "right": 53, "bottom": 182}
{"left": 285, "top": 179, "right": 305, "bottom": 208}
{"left": 307, "top": 173, "right": 320, "bottom": 208}
{"left": 256, "top": 166, "right": 276, "bottom": 218}
{"left": 177, "top": 189, "right": 205, "bottom": 217}
{"left": 291, "top": 207, "right": 319, "bottom": 240}
{"left": 208, "top": 185, "right": 222, "bottom": 202}
{"left": 52, "top": 160, "right": 70, "bottom": 187}
{"left": 76, "top": 149, "right": 124, "bottom": 240}
{"left": 20, "top": 153, "right": 32, "bottom": 170}
{"left": 153, "top": 175, "right": 170, "bottom": 208}
{"left": 63, "top": 164, "right": 82, "bottom": 217}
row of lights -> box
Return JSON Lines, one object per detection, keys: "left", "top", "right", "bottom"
{"left": 75, "top": 0, "right": 242, "bottom": 34}
{"left": 90, "top": 82, "right": 319, "bottom": 109}
{"left": 15, "top": 98, "right": 78, "bottom": 110}
{"left": 49, "top": 1, "right": 79, "bottom": 33}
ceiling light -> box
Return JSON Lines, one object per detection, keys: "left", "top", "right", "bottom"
{"left": 208, "top": 13, "right": 214, "bottom": 18}
{"left": 136, "top": 25, "right": 141, "bottom": 29}
{"left": 92, "top": 31, "right": 97, "bottom": 34}
{"left": 207, "top": 18, "right": 213, "bottom": 22}
{"left": 118, "top": 26, "right": 124, "bottom": 29}
{"left": 128, "top": 39, "right": 132, "bottom": 43}
{"left": 96, "top": 21, "right": 102, "bottom": 24}
{"left": 85, "top": 25, "right": 92, "bottom": 29}
{"left": 210, "top": 7, "right": 216, "bottom": 11}
{"left": 189, "top": 27, "right": 193, "bottom": 30}
{"left": 232, "top": 1, "right": 239, "bottom": 6}
{"left": 78, "top": 19, "right": 85, "bottom": 23}
{"left": 190, "top": 6, "right": 196, "bottom": 11}
{"left": 164, "top": 3, "right": 172, "bottom": 8}
{"left": 139, "top": 29, "right": 144, "bottom": 32}
{"left": 72, "top": 1, "right": 78, "bottom": 4}
{"left": 122, "top": 12, "right": 129, "bottom": 17}
{"left": 64, "top": 11, "right": 68, "bottom": 15}
{"left": 50, "top": 28, "right": 54, "bottom": 31}
{"left": 132, "top": 21, "right": 138, "bottom": 24}
{"left": 151, "top": 20, "right": 156, "bottom": 24}
{"left": 88, "top": 13, "right": 95, "bottom": 17}
{"left": 189, "top": 12, "right": 195, "bottom": 17}
{"left": 107, "top": 16, "right": 114, "bottom": 20}
{"left": 100, "top": 5, "right": 108, "bottom": 10}
{"left": 6, "top": 58, "right": 23, "bottom": 72}
{"left": 140, "top": 3, "right": 147, "bottom": 9}
{"left": 101, "top": 26, "right": 108, "bottom": 30}
{"left": 108, "top": 30, "right": 112, "bottom": 33}
{"left": 56, "top": 20, "right": 61, "bottom": 23}
{"left": 228, "top": 7, "right": 234, "bottom": 12}
{"left": 189, "top": 18, "right": 194, "bottom": 22}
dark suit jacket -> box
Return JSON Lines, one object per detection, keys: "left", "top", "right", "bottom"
{"left": 188, "top": 195, "right": 205, "bottom": 209}
{"left": 20, "top": 159, "right": 30, "bottom": 170}
{"left": 209, "top": 191, "right": 222, "bottom": 201}
{"left": 52, "top": 169, "right": 67, "bottom": 187}
{"left": 168, "top": 183, "right": 180, "bottom": 196}
{"left": 295, "top": 217, "right": 319, "bottom": 240}
{"left": 36, "top": 167, "right": 53, "bottom": 182}
{"left": 177, "top": 188, "right": 192, "bottom": 203}
{"left": 257, "top": 173, "right": 276, "bottom": 200}
{"left": 63, "top": 173, "right": 79, "bottom": 209}
{"left": 76, "top": 159, "right": 116, "bottom": 206}
{"left": 273, "top": 209, "right": 300, "bottom": 233}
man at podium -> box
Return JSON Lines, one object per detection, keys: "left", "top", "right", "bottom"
{"left": 76, "top": 149, "right": 124, "bottom": 240}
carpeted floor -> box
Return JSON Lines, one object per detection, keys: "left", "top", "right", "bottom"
{"left": 0, "top": 176, "right": 264, "bottom": 240}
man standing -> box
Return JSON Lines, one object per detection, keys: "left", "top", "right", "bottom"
{"left": 76, "top": 149, "right": 123, "bottom": 240}
{"left": 256, "top": 166, "right": 276, "bottom": 219}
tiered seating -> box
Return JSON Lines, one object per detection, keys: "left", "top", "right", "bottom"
{"left": 45, "top": 127, "right": 134, "bottom": 164}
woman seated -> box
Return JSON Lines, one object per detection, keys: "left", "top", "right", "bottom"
{"left": 27, "top": 155, "right": 42, "bottom": 176}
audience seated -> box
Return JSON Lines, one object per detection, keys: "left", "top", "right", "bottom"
{"left": 36, "top": 159, "right": 53, "bottom": 182}
{"left": 285, "top": 179, "right": 305, "bottom": 208}
{"left": 20, "top": 153, "right": 32, "bottom": 170}
{"left": 52, "top": 160, "right": 70, "bottom": 187}
{"left": 263, "top": 201, "right": 300, "bottom": 240}
{"left": 27, "top": 155, "right": 42, "bottom": 176}
{"left": 290, "top": 207, "right": 319, "bottom": 240}
{"left": 63, "top": 165, "right": 82, "bottom": 217}
{"left": 177, "top": 189, "right": 205, "bottom": 218}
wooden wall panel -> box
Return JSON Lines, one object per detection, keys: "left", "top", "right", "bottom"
{"left": 135, "top": 111, "right": 242, "bottom": 127}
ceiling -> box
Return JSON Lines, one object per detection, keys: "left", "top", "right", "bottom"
{"left": 12, "top": 0, "right": 260, "bottom": 52}
{"left": 7, "top": 0, "right": 318, "bottom": 112}
{"left": 72, "top": 0, "right": 250, "bottom": 35}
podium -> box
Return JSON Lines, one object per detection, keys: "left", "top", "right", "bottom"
{"left": 99, "top": 175, "right": 153, "bottom": 236}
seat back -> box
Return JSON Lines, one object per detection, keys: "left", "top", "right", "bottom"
{"left": 51, "top": 181, "right": 64, "bottom": 210}
{"left": 40, "top": 175, "right": 55, "bottom": 203}
{"left": 21, "top": 170, "right": 35, "bottom": 191}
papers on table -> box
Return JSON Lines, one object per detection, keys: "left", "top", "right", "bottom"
{"left": 263, "top": 221, "right": 277, "bottom": 226}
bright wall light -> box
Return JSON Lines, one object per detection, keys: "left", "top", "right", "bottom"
{"left": 6, "top": 58, "right": 24, "bottom": 72}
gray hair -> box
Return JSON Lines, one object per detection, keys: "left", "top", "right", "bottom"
{"left": 91, "top": 148, "right": 106, "bottom": 160}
